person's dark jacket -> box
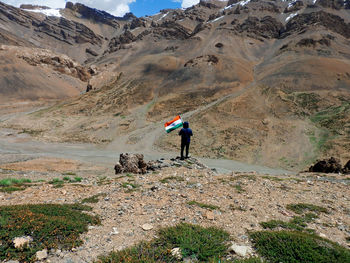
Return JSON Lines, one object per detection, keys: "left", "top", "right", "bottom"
{"left": 179, "top": 122, "right": 193, "bottom": 144}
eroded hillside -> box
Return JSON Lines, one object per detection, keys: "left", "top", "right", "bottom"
{"left": 1, "top": 0, "right": 350, "bottom": 170}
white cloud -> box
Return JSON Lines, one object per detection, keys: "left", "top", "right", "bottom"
{"left": 180, "top": 0, "right": 199, "bottom": 8}
{"left": 2, "top": 0, "right": 136, "bottom": 17}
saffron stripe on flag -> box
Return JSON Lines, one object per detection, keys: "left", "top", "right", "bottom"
{"left": 164, "top": 115, "right": 183, "bottom": 133}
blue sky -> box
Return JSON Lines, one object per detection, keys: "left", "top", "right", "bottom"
{"left": 130, "top": 0, "right": 181, "bottom": 17}
{"left": 2, "top": 0, "right": 200, "bottom": 17}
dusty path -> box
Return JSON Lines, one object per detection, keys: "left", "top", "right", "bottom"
{"left": 0, "top": 127, "right": 290, "bottom": 174}
{"left": 0, "top": 80, "right": 291, "bottom": 175}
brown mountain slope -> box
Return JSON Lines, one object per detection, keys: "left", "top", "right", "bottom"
{"left": 1, "top": 0, "right": 350, "bottom": 170}
{"left": 0, "top": 45, "right": 86, "bottom": 103}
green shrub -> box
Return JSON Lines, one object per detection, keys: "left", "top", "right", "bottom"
{"left": 260, "top": 213, "right": 318, "bottom": 232}
{"left": 96, "top": 223, "right": 230, "bottom": 263}
{"left": 160, "top": 176, "right": 184, "bottom": 184}
{"left": 0, "top": 178, "right": 32, "bottom": 192}
{"left": 81, "top": 193, "right": 106, "bottom": 204}
{"left": 287, "top": 203, "right": 328, "bottom": 214}
{"left": 250, "top": 230, "right": 350, "bottom": 263}
{"left": 0, "top": 178, "right": 31, "bottom": 187}
{"left": 187, "top": 201, "right": 220, "bottom": 210}
{"left": 73, "top": 177, "right": 82, "bottom": 182}
{"left": 0, "top": 204, "right": 100, "bottom": 262}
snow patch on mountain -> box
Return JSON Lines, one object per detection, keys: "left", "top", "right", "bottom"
{"left": 22, "top": 8, "right": 62, "bottom": 17}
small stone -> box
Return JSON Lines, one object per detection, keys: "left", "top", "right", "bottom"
{"left": 13, "top": 236, "right": 33, "bottom": 249}
{"left": 36, "top": 249, "right": 48, "bottom": 260}
{"left": 110, "top": 227, "right": 119, "bottom": 235}
{"left": 205, "top": 211, "right": 215, "bottom": 220}
{"left": 319, "top": 233, "right": 327, "bottom": 238}
{"left": 141, "top": 223, "right": 153, "bottom": 231}
{"left": 171, "top": 247, "right": 182, "bottom": 260}
{"left": 229, "top": 243, "right": 253, "bottom": 257}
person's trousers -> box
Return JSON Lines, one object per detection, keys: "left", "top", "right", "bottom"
{"left": 181, "top": 142, "right": 190, "bottom": 158}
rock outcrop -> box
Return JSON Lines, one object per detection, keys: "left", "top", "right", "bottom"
{"left": 343, "top": 160, "right": 350, "bottom": 174}
{"left": 309, "top": 157, "right": 342, "bottom": 173}
{"left": 282, "top": 11, "right": 350, "bottom": 39}
{"left": 235, "top": 16, "right": 284, "bottom": 39}
{"left": 65, "top": 2, "right": 121, "bottom": 28}
{"left": 114, "top": 153, "right": 149, "bottom": 174}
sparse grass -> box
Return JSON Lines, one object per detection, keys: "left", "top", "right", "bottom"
{"left": 96, "top": 223, "right": 230, "bottom": 263}
{"left": 310, "top": 103, "right": 350, "bottom": 133}
{"left": 230, "top": 174, "right": 256, "bottom": 181}
{"left": 287, "top": 203, "right": 329, "bottom": 214}
{"left": 229, "top": 204, "right": 247, "bottom": 212}
{"left": 262, "top": 175, "right": 284, "bottom": 182}
{"left": 160, "top": 176, "right": 184, "bottom": 184}
{"left": 250, "top": 230, "right": 350, "bottom": 263}
{"left": 97, "top": 176, "right": 112, "bottom": 186}
{"left": 260, "top": 213, "right": 318, "bottom": 232}
{"left": 19, "top": 129, "right": 43, "bottom": 136}
{"left": 0, "top": 178, "right": 31, "bottom": 186}
{"left": 0, "top": 186, "right": 25, "bottom": 193}
{"left": 187, "top": 201, "right": 220, "bottom": 211}
{"left": 234, "top": 183, "right": 245, "bottom": 193}
{"left": 81, "top": 193, "right": 107, "bottom": 204}
{"left": 0, "top": 178, "right": 32, "bottom": 192}
{"left": 0, "top": 204, "right": 100, "bottom": 262}
{"left": 48, "top": 178, "right": 64, "bottom": 188}
{"left": 49, "top": 177, "right": 82, "bottom": 188}
{"left": 62, "top": 172, "right": 76, "bottom": 176}
{"left": 121, "top": 182, "right": 140, "bottom": 192}
{"left": 74, "top": 176, "right": 82, "bottom": 182}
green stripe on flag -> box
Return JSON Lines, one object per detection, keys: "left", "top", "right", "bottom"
{"left": 166, "top": 123, "right": 183, "bottom": 133}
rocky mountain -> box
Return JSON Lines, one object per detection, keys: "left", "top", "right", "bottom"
{"left": 0, "top": 0, "right": 349, "bottom": 170}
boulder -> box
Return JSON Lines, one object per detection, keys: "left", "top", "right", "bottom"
{"left": 309, "top": 157, "right": 342, "bottom": 173}
{"left": 343, "top": 160, "right": 350, "bottom": 174}
{"left": 229, "top": 242, "right": 253, "bottom": 257}
{"left": 171, "top": 247, "right": 183, "bottom": 260}
{"left": 13, "top": 236, "right": 33, "bottom": 249}
{"left": 35, "top": 249, "right": 48, "bottom": 260}
{"left": 114, "top": 153, "right": 149, "bottom": 174}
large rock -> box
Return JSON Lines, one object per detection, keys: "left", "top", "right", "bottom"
{"left": 35, "top": 249, "right": 48, "bottom": 260}
{"left": 114, "top": 153, "right": 149, "bottom": 174}
{"left": 13, "top": 236, "right": 33, "bottom": 249}
{"left": 343, "top": 160, "right": 350, "bottom": 174}
{"left": 229, "top": 242, "right": 253, "bottom": 257}
{"left": 309, "top": 157, "right": 342, "bottom": 173}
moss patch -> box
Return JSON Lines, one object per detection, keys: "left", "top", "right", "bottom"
{"left": 96, "top": 223, "right": 230, "bottom": 263}
{"left": 0, "top": 204, "right": 100, "bottom": 262}
{"left": 250, "top": 230, "right": 350, "bottom": 263}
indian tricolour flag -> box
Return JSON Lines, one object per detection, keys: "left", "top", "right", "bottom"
{"left": 164, "top": 115, "right": 183, "bottom": 133}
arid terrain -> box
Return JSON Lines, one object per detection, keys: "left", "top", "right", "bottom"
{"left": 0, "top": 0, "right": 350, "bottom": 262}
{"left": 0, "top": 155, "right": 349, "bottom": 262}
{"left": 0, "top": 0, "right": 349, "bottom": 170}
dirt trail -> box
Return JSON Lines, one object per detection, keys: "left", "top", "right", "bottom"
{"left": 0, "top": 78, "right": 291, "bottom": 175}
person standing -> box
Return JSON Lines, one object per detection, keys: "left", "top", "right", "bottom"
{"left": 179, "top": 121, "right": 193, "bottom": 160}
